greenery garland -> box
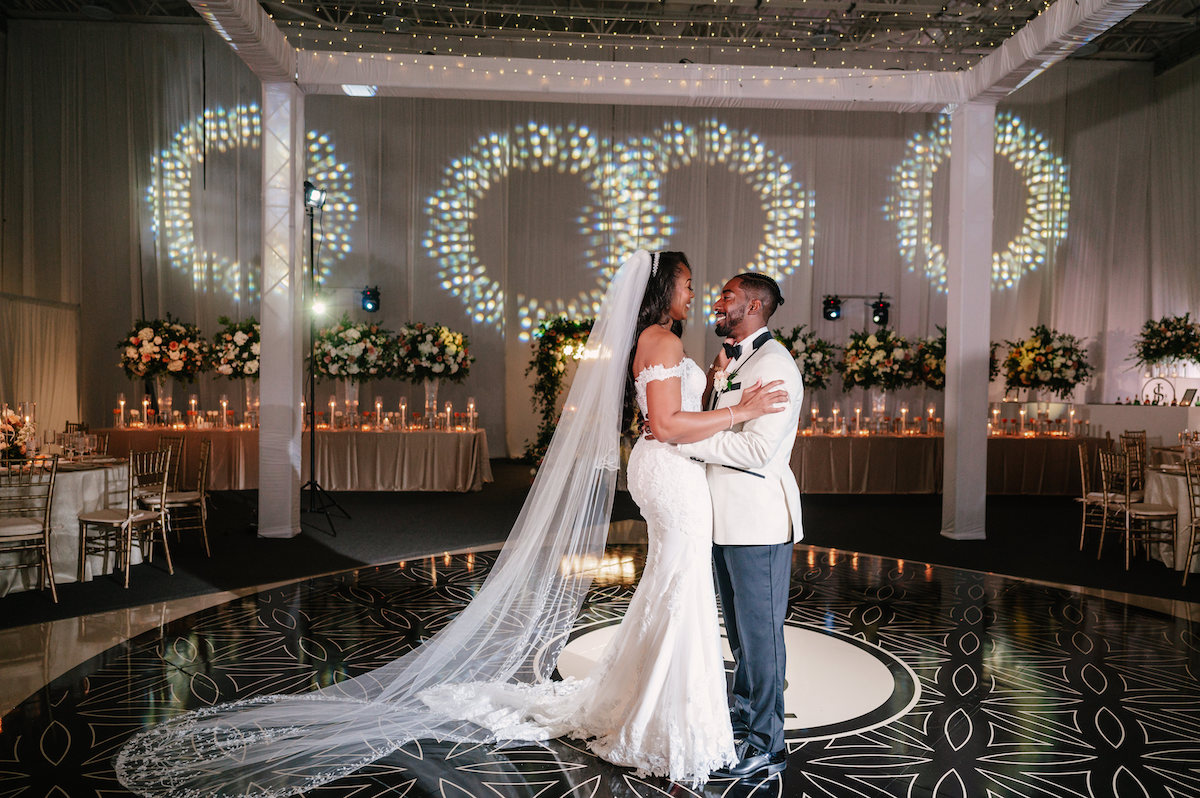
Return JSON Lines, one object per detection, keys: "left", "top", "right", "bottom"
{"left": 522, "top": 316, "right": 594, "bottom": 465}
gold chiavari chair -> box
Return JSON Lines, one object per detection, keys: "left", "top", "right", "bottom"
{"left": 78, "top": 449, "right": 173, "bottom": 588}
{"left": 1120, "top": 430, "right": 1148, "bottom": 491}
{"left": 1098, "top": 448, "right": 1178, "bottom": 570}
{"left": 157, "top": 435, "right": 185, "bottom": 491}
{"left": 1182, "top": 460, "right": 1200, "bottom": 585}
{"left": 1076, "top": 442, "right": 1107, "bottom": 552}
{"left": 0, "top": 455, "right": 60, "bottom": 602}
{"left": 64, "top": 421, "right": 88, "bottom": 434}
{"left": 140, "top": 438, "right": 211, "bottom": 557}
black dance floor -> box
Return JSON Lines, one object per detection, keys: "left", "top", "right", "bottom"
{"left": 3, "top": 544, "right": 1200, "bottom": 797}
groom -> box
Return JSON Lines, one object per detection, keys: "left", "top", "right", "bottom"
{"left": 675, "top": 272, "right": 803, "bottom": 779}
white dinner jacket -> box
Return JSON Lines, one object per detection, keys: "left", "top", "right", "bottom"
{"left": 675, "top": 336, "right": 804, "bottom": 545}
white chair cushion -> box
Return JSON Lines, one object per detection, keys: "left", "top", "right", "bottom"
{"left": 141, "top": 491, "right": 201, "bottom": 508}
{"left": 0, "top": 517, "right": 43, "bottom": 537}
{"left": 1128, "top": 503, "right": 1177, "bottom": 518}
{"left": 78, "top": 508, "right": 161, "bottom": 525}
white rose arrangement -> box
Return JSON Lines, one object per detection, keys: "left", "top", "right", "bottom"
{"left": 773, "top": 325, "right": 836, "bottom": 390}
{"left": 117, "top": 315, "right": 209, "bottom": 381}
{"left": 212, "top": 316, "right": 262, "bottom": 379}
{"left": 395, "top": 322, "right": 473, "bottom": 383}
{"left": 837, "top": 328, "right": 916, "bottom": 391}
{"left": 311, "top": 315, "right": 395, "bottom": 381}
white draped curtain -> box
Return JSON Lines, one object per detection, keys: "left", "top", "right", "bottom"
{"left": 0, "top": 293, "right": 79, "bottom": 434}
{"left": 2, "top": 19, "right": 1198, "bottom": 454}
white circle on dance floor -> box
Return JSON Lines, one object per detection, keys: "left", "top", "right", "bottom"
{"left": 554, "top": 620, "right": 919, "bottom": 741}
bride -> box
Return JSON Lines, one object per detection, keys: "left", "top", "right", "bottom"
{"left": 115, "top": 250, "right": 787, "bottom": 796}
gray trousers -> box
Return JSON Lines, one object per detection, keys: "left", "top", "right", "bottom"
{"left": 713, "top": 540, "right": 792, "bottom": 755}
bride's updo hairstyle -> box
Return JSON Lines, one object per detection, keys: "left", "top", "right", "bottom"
{"left": 635, "top": 250, "right": 689, "bottom": 341}
{"left": 623, "top": 250, "right": 690, "bottom": 430}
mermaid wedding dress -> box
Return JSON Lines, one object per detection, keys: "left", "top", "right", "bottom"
{"left": 115, "top": 250, "right": 729, "bottom": 797}
{"left": 422, "top": 358, "right": 736, "bottom": 785}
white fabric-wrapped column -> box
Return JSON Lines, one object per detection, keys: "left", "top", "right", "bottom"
{"left": 941, "top": 102, "right": 995, "bottom": 541}
{"left": 257, "top": 82, "right": 305, "bottom": 539}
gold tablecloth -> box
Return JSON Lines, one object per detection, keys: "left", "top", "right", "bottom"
{"left": 789, "top": 435, "right": 1104, "bottom": 495}
{"left": 302, "top": 430, "right": 493, "bottom": 492}
{"left": 98, "top": 428, "right": 493, "bottom": 492}
{"left": 0, "top": 463, "right": 134, "bottom": 595}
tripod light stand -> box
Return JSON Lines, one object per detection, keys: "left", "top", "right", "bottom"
{"left": 301, "top": 180, "right": 349, "bottom": 535}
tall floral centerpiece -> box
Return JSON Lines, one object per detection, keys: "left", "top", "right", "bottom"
{"left": 1002, "top": 324, "right": 1093, "bottom": 400}
{"left": 914, "top": 327, "right": 947, "bottom": 390}
{"left": 0, "top": 407, "right": 35, "bottom": 465}
{"left": 773, "top": 325, "right": 836, "bottom": 390}
{"left": 837, "top": 329, "right": 916, "bottom": 418}
{"left": 117, "top": 315, "right": 209, "bottom": 423}
{"left": 212, "top": 316, "right": 262, "bottom": 424}
{"left": 394, "top": 322, "right": 473, "bottom": 427}
{"left": 311, "top": 315, "right": 396, "bottom": 426}
{"left": 523, "top": 316, "right": 594, "bottom": 464}
{"left": 1131, "top": 314, "right": 1200, "bottom": 375}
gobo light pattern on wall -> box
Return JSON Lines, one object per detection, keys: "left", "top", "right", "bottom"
{"left": 886, "top": 111, "right": 1070, "bottom": 292}
{"left": 423, "top": 119, "right": 816, "bottom": 341}
{"left": 147, "top": 103, "right": 356, "bottom": 301}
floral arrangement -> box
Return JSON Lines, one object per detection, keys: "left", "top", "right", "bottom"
{"left": 0, "top": 408, "right": 35, "bottom": 464}
{"left": 523, "top": 316, "right": 594, "bottom": 464}
{"left": 1002, "top": 324, "right": 1094, "bottom": 400}
{"left": 914, "top": 327, "right": 947, "bottom": 390}
{"left": 773, "top": 325, "right": 836, "bottom": 390}
{"left": 1131, "top": 313, "right": 1200, "bottom": 368}
{"left": 394, "top": 323, "right": 473, "bottom": 383}
{"left": 311, "top": 315, "right": 396, "bottom": 381}
{"left": 117, "top": 315, "right": 209, "bottom": 381}
{"left": 212, "top": 316, "right": 261, "bottom": 379}
{"left": 837, "top": 329, "right": 916, "bottom": 391}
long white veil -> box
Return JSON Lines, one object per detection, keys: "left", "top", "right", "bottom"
{"left": 115, "top": 250, "right": 653, "bottom": 798}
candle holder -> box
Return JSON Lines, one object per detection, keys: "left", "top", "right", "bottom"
{"left": 443, "top": 401, "right": 453, "bottom": 431}
{"left": 467, "top": 396, "right": 477, "bottom": 431}
{"left": 398, "top": 399, "right": 408, "bottom": 431}
{"left": 117, "top": 393, "right": 126, "bottom": 429}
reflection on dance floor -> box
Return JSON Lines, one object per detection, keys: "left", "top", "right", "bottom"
{"left": 3, "top": 544, "right": 1200, "bottom": 797}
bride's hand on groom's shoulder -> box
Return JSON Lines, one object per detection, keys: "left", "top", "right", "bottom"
{"left": 737, "top": 379, "right": 789, "bottom": 417}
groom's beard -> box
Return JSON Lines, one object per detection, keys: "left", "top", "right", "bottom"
{"left": 714, "top": 306, "right": 744, "bottom": 338}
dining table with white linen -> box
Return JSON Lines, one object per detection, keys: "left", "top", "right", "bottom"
{"left": 0, "top": 460, "right": 136, "bottom": 596}
{"left": 1143, "top": 465, "right": 1197, "bottom": 573}
{"left": 98, "top": 428, "right": 493, "bottom": 492}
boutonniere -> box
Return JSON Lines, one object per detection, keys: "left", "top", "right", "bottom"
{"left": 713, "top": 368, "right": 741, "bottom": 394}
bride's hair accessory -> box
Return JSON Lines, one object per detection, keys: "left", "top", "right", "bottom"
{"left": 650, "top": 251, "right": 659, "bottom": 277}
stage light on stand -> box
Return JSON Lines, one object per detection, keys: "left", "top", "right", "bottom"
{"left": 871, "top": 295, "right": 890, "bottom": 326}
{"left": 361, "top": 286, "right": 380, "bottom": 312}
{"left": 822, "top": 295, "right": 842, "bottom": 321}
{"left": 304, "top": 180, "right": 327, "bottom": 209}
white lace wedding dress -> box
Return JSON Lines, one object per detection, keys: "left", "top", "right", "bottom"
{"left": 423, "top": 358, "right": 735, "bottom": 786}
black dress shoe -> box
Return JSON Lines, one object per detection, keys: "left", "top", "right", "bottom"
{"left": 714, "top": 746, "right": 786, "bottom": 779}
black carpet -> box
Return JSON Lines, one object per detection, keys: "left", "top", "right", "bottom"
{"left": 3, "top": 461, "right": 1195, "bottom": 629}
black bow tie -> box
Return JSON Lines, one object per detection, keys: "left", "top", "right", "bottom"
{"left": 723, "top": 331, "right": 772, "bottom": 363}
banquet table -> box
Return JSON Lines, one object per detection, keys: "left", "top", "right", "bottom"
{"left": 1144, "top": 466, "right": 1198, "bottom": 573}
{"left": 789, "top": 435, "right": 1105, "bottom": 495}
{"left": 98, "top": 428, "right": 493, "bottom": 492}
{"left": 0, "top": 461, "right": 136, "bottom": 596}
